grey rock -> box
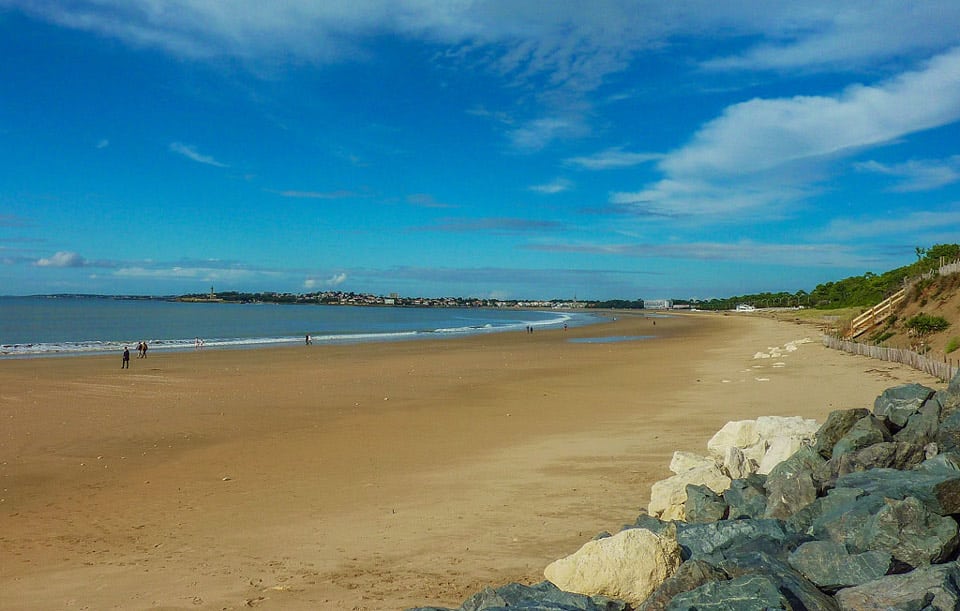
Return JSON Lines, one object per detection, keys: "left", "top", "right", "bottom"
{"left": 684, "top": 483, "right": 728, "bottom": 523}
{"left": 765, "top": 470, "right": 818, "bottom": 520}
{"left": 629, "top": 511, "right": 672, "bottom": 535}
{"left": 720, "top": 533, "right": 812, "bottom": 563}
{"left": 832, "top": 414, "right": 892, "bottom": 460}
{"left": 915, "top": 451, "right": 960, "bottom": 473}
{"left": 722, "top": 474, "right": 768, "bottom": 520}
{"left": 938, "top": 388, "right": 960, "bottom": 421}
{"left": 764, "top": 445, "right": 823, "bottom": 519}
{"left": 949, "top": 366, "right": 960, "bottom": 395}
{"left": 814, "top": 408, "right": 872, "bottom": 459}
{"left": 816, "top": 442, "right": 927, "bottom": 487}
{"left": 834, "top": 562, "right": 960, "bottom": 611}
{"left": 787, "top": 540, "right": 891, "bottom": 592}
{"left": 456, "top": 581, "right": 627, "bottom": 611}
{"left": 664, "top": 573, "right": 789, "bottom": 610}
{"left": 936, "top": 409, "right": 960, "bottom": 454}
{"left": 637, "top": 559, "right": 727, "bottom": 611}
{"left": 835, "top": 468, "right": 960, "bottom": 516}
{"left": 810, "top": 493, "right": 888, "bottom": 551}
{"left": 676, "top": 519, "right": 790, "bottom": 561}
{"left": 874, "top": 383, "right": 936, "bottom": 429}
{"left": 896, "top": 395, "right": 942, "bottom": 446}
{"left": 718, "top": 551, "right": 840, "bottom": 610}
{"left": 786, "top": 486, "right": 865, "bottom": 534}
{"left": 861, "top": 496, "right": 959, "bottom": 569}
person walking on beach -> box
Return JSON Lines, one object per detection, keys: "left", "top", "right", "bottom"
{"left": 122, "top": 346, "right": 130, "bottom": 369}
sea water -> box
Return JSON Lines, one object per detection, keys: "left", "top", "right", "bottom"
{"left": 0, "top": 296, "right": 601, "bottom": 358}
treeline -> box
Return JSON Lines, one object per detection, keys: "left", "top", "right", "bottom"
{"left": 679, "top": 243, "right": 960, "bottom": 311}
{"left": 586, "top": 299, "right": 646, "bottom": 310}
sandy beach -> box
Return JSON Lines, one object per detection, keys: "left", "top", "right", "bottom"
{"left": 0, "top": 312, "right": 943, "bottom": 610}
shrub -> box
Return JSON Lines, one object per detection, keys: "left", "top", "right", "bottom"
{"left": 905, "top": 313, "right": 951, "bottom": 336}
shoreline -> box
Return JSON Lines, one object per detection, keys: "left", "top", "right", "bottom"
{"left": 0, "top": 312, "right": 942, "bottom": 610}
{"left": 0, "top": 304, "right": 606, "bottom": 360}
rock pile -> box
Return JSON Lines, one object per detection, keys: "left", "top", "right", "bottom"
{"left": 408, "top": 372, "right": 960, "bottom": 610}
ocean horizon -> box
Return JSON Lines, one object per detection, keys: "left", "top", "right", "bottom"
{"left": 0, "top": 296, "right": 602, "bottom": 358}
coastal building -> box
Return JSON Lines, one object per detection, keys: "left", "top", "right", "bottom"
{"left": 644, "top": 299, "right": 673, "bottom": 310}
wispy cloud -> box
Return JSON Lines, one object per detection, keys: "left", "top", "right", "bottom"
{"left": 507, "top": 117, "right": 585, "bottom": 152}
{"left": 406, "top": 193, "right": 457, "bottom": 208}
{"left": 169, "top": 142, "right": 228, "bottom": 168}
{"left": 565, "top": 148, "right": 662, "bottom": 170}
{"left": 421, "top": 217, "right": 566, "bottom": 234}
{"left": 34, "top": 251, "right": 86, "bottom": 268}
{"left": 529, "top": 178, "right": 572, "bottom": 194}
{"left": 613, "top": 46, "right": 960, "bottom": 219}
{"left": 856, "top": 157, "right": 960, "bottom": 192}
{"left": 702, "top": 3, "right": 960, "bottom": 72}
{"left": 528, "top": 240, "right": 869, "bottom": 268}
{"left": 275, "top": 189, "right": 359, "bottom": 199}
{"left": 0, "top": 214, "right": 31, "bottom": 228}
{"left": 303, "top": 273, "right": 347, "bottom": 290}
{"left": 20, "top": 2, "right": 960, "bottom": 158}
{"left": 820, "top": 206, "right": 960, "bottom": 240}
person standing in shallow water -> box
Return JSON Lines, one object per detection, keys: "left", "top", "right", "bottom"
{"left": 122, "top": 346, "right": 130, "bottom": 369}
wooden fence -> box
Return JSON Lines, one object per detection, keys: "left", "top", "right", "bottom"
{"left": 822, "top": 335, "right": 958, "bottom": 381}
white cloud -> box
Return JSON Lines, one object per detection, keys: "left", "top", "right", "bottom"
{"left": 703, "top": 2, "right": 960, "bottom": 72}
{"left": 528, "top": 239, "right": 869, "bottom": 268}
{"left": 615, "top": 46, "right": 960, "bottom": 219}
{"left": 18, "top": 2, "right": 960, "bottom": 158}
{"left": 529, "top": 178, "right": 572, "bottom": 194}
{"left": 276, "top": 189, "right": 358, "bottom": 199}
{"left": 169, "top": 142, "right": 228, "bottom": 168}
{"left": 856, "top": 157, "right": 960, "bottom": 192}
{"left": 820, "top": 207, "right": 960, "bottom": 240}
{"left": 303, "top": 273, "right": 347, "bottom": 290}
{"left": 507, "top": 117, "right": 583, "bottom": 152}
{"left": 21, "top": 3, "right": 960, "bottom": 78}
{"left": 35, "top": 251, "right": 86, "bottom": 268}
{"left": 565, "top": 148, "right": 662, "bottom": 170}
{"left": 665, "top": 48, "right": 960, "bottom": 178}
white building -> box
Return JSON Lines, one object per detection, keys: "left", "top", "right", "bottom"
{"left": 644, "top": 299, "right": 673, "bottom": 310}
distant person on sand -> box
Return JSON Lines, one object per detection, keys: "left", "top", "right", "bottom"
{"left": 122, "top": 346, "right": 130, "bottom": 369}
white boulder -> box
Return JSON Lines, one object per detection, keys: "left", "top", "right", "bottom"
{"left": 757, "top": 436, "right": 805, "bottom": 475}
{"left": 706, "top": 420, "right": 760, "bottom": 458}
{"left": 722, "top": 446, "right": 755, "bottom": 479}
{"left": 544, "top": 526, "right": 682, "bottom": 607}
{"left": 669, "top": 450, "right": 715, "bottom": 474}
{"left": 648, "top": 464, "right": 732, "bottom": 521}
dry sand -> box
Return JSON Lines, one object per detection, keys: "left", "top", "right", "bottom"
{"left": 0, "top": 312, "right": 943, "bottom": 610}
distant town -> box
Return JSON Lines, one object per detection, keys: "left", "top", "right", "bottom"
{"left": 176, "top": 288, "right": 653, "bottom": 310}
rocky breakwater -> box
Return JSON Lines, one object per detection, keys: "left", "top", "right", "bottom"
{"left": 408, "top": 372, "right": 960, "bottom": 611}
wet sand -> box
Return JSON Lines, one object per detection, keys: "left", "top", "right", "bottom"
{"left": 0, "top": 312, "right": 942, "bottom": 610}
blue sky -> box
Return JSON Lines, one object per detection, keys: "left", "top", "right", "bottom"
{"left": 2, "top": 2, "right": 960, "bottom": 300}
